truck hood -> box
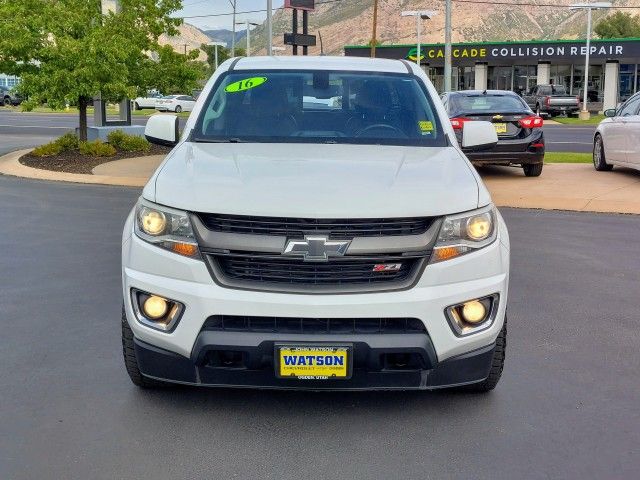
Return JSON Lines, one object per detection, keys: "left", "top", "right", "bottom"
{"left": 148, "top": 143, "right": 485, "bottom": 218}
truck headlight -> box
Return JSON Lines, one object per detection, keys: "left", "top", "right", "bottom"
{"left": 134, "top": 198, "right": 200, "bottom": 259}
{"left": 431, "top": 205, "right": 497, "bottom": 263}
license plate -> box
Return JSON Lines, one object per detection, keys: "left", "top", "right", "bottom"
{"left": 277, "top": 345, "right": 350, "bottom": 380}
{"left": 493, "top": 123, "right": 507, "bottom": 134}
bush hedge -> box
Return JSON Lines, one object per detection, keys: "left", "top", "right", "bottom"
{"left": 107, "top": 130, "right": 150, "bottom": 153}
{"left": 79, "top": 140, "right": 117, "bottom": 157}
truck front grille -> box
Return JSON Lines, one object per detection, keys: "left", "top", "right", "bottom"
{"left": 202, "top": 315, "right": 427, "bottom": 334}
{"left": 214, "top": 253, "right": 418, "bottom": 285}
{"left": 197, "top": 213, "right": 433, "bottom": 238}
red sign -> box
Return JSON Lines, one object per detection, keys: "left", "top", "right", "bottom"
{"left": 285, "top": 0, "right": 315, "bottom": 11}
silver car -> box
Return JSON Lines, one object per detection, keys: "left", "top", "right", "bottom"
{"left": 593, "top": 93, "right": 640, "bottom": 172}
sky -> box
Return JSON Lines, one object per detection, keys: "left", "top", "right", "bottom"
{"left": 177, "top": 0, "right": 285, "bottom": 31}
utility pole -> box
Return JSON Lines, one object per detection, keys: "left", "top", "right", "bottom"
{"left": 229, "top": 0, "right": 237, "bottom": 57}
{"left": 371, "top": 0, "right": 379, "bottom": 58}
{"left": 267, "top": 0, "right": 273, "bottom": 55}
{"left": 444, "top": 0, "right": 452, "bottom": 92}
{"left": 401, "top": 11, "right": 437, "bottom": 68}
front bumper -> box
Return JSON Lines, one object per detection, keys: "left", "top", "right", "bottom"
{"left": 122, "top": 209, "right": 510, "bottom": 390}
{"left": 134, "top": 333, "right": 497, "bottom": 390}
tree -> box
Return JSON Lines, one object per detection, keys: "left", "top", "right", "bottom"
{"left": 0, "top": 0, "right": 202, "bottom": 140}
{"left": 595, "top": 11, "right": 640, "bottom": 39}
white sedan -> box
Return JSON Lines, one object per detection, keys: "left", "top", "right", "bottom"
{"left": 155, "top": 95, "right": 196, "bottom": 113}
{"left": 133, "top": 92, "right": 163, "bottom": 110}
{"left": 593, "top": 93, "right": 640, "bottom": 171}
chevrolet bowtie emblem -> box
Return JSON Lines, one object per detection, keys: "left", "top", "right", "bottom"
{"left": 493, "top": 114, "right": 503, "bottom": 120}
{"left": 283, "top": 235, "right": 351, "bottom": 262}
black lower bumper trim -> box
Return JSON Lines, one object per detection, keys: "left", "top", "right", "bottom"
{"left": 133, "top": 333, "right": 496, "bottom": 391}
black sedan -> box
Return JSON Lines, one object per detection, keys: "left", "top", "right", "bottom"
{"left": 441, "top": 90, "right": 545, "bottom": 177}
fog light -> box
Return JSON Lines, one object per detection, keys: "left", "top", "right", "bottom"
{"left": 445, "top": 294, "right": 499, "bottom": 337}
{"left": 462, "top": 300, "right": 486, "bottom": 324}
{"left": 143, "top": 295, "right": 168, "bottom": 319}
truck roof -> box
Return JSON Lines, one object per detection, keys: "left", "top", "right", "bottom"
{"left": 231, "top": 55, "right": 411, "bottom": 74}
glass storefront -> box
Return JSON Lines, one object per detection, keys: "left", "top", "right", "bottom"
{"left": 550, "top": 65, "right": 572, "bottom": 93}
{"left": 620, "top": 64, "right": 635, "bottom": 101}
{"left": 487, "top": 66, "right": 513, "bottom": 90}
{"left": 573, "top": 65, "right": 603, "bottom": 102}
{"left": 513, "top": 65, "right": 537, "bottom": 95}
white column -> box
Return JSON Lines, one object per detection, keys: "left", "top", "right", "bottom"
{"left": 537, "top": 62, "right": 551, "bottom": 85}
{"left": 603, "top": 61, "right": 620, "bottom": 112}
{"left": 474, "top": 63, "right": 488, "bottom": 91}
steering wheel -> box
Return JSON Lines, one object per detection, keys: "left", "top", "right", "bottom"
{"left": 355, "top": 124, "right": 407, "bottom": 138}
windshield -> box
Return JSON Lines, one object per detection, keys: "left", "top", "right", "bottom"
{"left": 450, "top": 94, "right": 528, "bottom": 114}
{"left": 192, "top": 70, "right": 445, "bottom": 146}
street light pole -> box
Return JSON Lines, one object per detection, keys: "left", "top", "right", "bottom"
{"left": 570, "top": 2, "right": 612, "bottom": 120}
{"left": 266, "top": 0, "right": 273, "bottom": 55}
{"left": 401, "top": 11, "right": 437, "bottom": 70}
{"left": 208, "top": 41, "right": 225, "bottom": 70}
{"left": 444, "top": 0, "right": 452, "bottom": 92}
{"left": 229, "top": 0, "right": 237, "bottom": 57}
{"left": 237, "top": 20, "right": 259, "bottom": 56}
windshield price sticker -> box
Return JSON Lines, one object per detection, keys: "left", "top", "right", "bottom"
{"left": 225, "top": 77, "right": 268, "bottom": 93}
{"left": 418, "top": 120, "right": 434, "bottom": 135}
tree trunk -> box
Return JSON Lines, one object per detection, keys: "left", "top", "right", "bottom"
{"left": 78, "top": 96, "right": 88, "bottom": 141}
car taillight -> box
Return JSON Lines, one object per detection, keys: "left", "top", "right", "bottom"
{"left": 450, "top": 117, "right": 468, "bottom": 130}
{"left": 545, "top": 96, "right": 551, "bottom": 107}
{"left": 519, "top": 116, "right": 544, "bottom": 129}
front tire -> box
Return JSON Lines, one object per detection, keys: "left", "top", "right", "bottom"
{"left": 175, "top": 105, "right": 182, "bottom": 113}
{"left": 3, "top": 97, "right": 11, "bottom": 107}
{"left": 523, "top": 162, "right": 543, "bottom": 177}
{"left": 133, "top": 102, "right": 141, "bottom": 111}
{"left": 459, "top": 317, "right": 507, "bottom": 393}
{"left": 593, "top": 134, "right": 613, "bottom": 171}
{"left": 122, "top": 306, "right": 169, "bottom": 388}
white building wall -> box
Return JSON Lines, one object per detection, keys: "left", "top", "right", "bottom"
{"left": 603, "top": 61, "right": 620, "bottom": 112}
{"left": 474, "top": 63, "right": 488, "bottom": 90}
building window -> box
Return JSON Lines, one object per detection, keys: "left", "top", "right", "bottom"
{"left": 513, "top": 65, "right": 537, "bottom": 95}
{"left": 620, "top": 64, "right": 635, "bottom": 102}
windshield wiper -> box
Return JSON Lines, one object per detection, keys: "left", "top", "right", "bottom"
{"left": 193, "top": 137, "right": 244, "bottom": 143}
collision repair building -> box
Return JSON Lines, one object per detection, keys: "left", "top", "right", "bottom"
{"left": 345, "top": 38, "right": 640, "bottom": 111}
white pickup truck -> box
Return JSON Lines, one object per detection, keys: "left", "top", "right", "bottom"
{"left": 121, "top": 56, "right": 510, "bottom": 392}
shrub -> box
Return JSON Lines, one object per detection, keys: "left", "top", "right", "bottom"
{"left": 32, "top": 142, "right": 63, "bottom": 157}
{"left": 54, "top": 132, "right": 79, "bottom": 151}
{"left": 107, "top": 129, "right": 150, "bottom": 153}
{"left": 79, "top": 140, "right": 117, "bottom": 157}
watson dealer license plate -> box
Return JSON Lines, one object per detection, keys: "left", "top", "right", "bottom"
{"left": 493, "top": 123, "right": 507, "bottom": 134}
{"left": 277, "top": 345, "right": 351, "bottom": 380}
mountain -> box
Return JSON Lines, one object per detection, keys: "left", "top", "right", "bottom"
{"left": 248, "top": 0, "right": 639, "bottom": 56}
{"left": 202, "top": 29, "right": 247, "bottom": 48}
{"left": 158, "top": 23, "right": 211, "bottom": 60}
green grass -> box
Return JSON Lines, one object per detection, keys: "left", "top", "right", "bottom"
{"left": 544, "top": 152, "right": 592, "bottom": 163}
{"left": 552, "top": 114, "right": 604, "bottom": 125}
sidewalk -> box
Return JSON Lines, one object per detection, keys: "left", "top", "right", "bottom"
{"left": 1, "top": 149, "right": 640, "bottom": 214}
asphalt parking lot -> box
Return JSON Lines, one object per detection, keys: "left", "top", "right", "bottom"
{"left": 1, "top": 175, "right": 638, "bottom": 480}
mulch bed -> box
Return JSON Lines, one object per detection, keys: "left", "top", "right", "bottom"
{"left": 19, "top": 144, "right": 171, "bottom": 174}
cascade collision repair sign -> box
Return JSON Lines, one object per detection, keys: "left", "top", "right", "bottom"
{"left": 347, "top": 40, "right": 638, "bottom": 63}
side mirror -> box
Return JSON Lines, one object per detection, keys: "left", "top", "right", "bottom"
{"left": 604, "top": 109, "right": 617, "bottom": 118}
{"left": 145, "top": 114, "right": 179, "bottom": 147}
{"left": 461, "top": 121, "right": 498, "bottom": 151}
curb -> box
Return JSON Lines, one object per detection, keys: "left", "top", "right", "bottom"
{"left": 0, "top": 149, "right": 147, "bottom": 187}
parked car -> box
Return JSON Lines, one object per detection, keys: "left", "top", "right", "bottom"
{"left": 133, "top": 91, "right": 163, "bottom": 110}
{"left": 0, "top": 85, "right": 22, "bottom": 106}
{"left": 522, "top": 84, "right": 580, "bottom": 117}
{"left": 593, "top": 91, "right": 640, "bottom": 172}
{"left": 441, "top": 90, "right": 545, "bottom": 177}
{"left": 122, "top": 56, "right": 510, "bottom": 393}
{"left": 155, "top": 94, "right": 196, "bottom": 113}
